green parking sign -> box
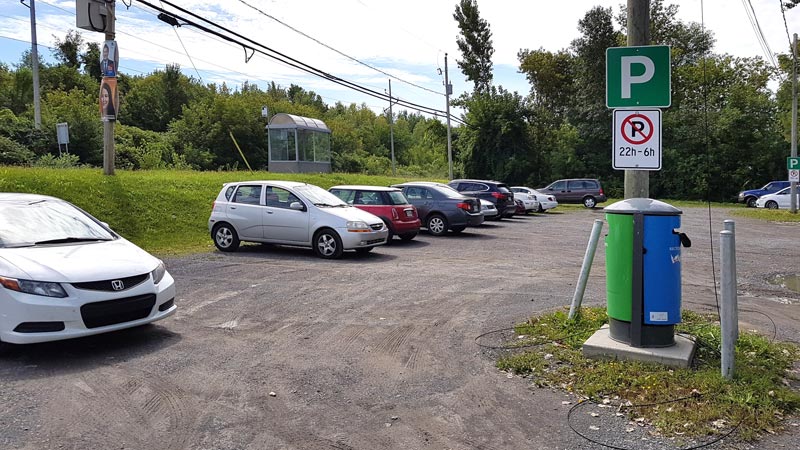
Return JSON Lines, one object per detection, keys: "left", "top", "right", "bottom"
{"left": 607, "top": 45, "right": 671, "bottom": 108}
{"left": 789, "top": 157, "right": 800, "bottom": 170}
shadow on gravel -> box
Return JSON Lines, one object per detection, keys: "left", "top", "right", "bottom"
{"left": 0, "top": 324, "right": 181, "bottom": 380}
{"left": 216, "top": 243, "right": 400, "bottom": 262}
{"left": 427, "top": 231, "right": 498, "bottom": 240}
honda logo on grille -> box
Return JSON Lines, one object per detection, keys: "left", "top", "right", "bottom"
{"left": 111, "top": 280, "right": 125, "bottom": 291}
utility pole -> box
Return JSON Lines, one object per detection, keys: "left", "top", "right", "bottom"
{"left": 27, "top": 0, "right": 42, "bottom": 128}
{"left": 103, "top": 1, "right": 116, "bottom": 176}
{"left": 444, "top": 53, "right": 453, "bottom": 180}
{"left": 791, "top": 33, "right": 797, "bottom": 214}
{"left": 624, "top": 0, "right": 650, "bottom": 198}
{"left": 388, "top": 79, "right": 396, "bottom": 176}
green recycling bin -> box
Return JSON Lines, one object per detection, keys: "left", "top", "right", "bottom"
{"left": 604, "top": 198, "right": 690, "bottom": 348}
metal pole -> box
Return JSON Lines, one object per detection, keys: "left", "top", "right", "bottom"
{"left": 791, "top": 34, "right": 797, "bottom": 213}
{"left": 720, "top": 229, "right": 736, "bottom": 380}
{"left": 29, "top": 0, "right": 41, "bottom": 128}
{"left": 444, "top": 53, "right": 453, "bottom": 180}
{"left": 569, "top": 219, "right": 604, "bottom": 320}
{"left": 103, "top": 1, "right": 116, "bottom": 176}
{"left": 624, "top": 0, "right": 650, "bottom": 199}
{"left": 723, "top": 220, "right": 738, "bottom": 341}
{"left": 388, "top": 79, "right": 396, "bottom": 176}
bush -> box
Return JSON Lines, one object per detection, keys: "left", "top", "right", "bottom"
{"left": 0, "top": 135, "right": 35, "bottom": 165}
{"left": 32, "top": 153, "right": 83, "bottom": 168}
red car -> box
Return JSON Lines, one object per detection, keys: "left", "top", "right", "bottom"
{"left": 329, "top": 185, "right": 421, "bottom": 242}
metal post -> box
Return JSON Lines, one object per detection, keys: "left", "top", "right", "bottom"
{"left": 569, "top": 219, "right": 604, "bottom": 320}
{"left": 720, "top": 229, "right": 736, "bottom": 379}
{"left": 388, "top": 79, "right": 396, "bottom": 176}
{"left": 791, "top": 34, "right": 797, "bottom": 213}
{"left": 444, "top": 53, "right": 453, "bottom": 180}
{"left": 624, "top": 0, "right": 650, "bottom": 199}
{"left": 103, "top": 1, "right": 116, "bottom": 175}
{"left": 723, "top": 220, "right": 738, "bottom": 341}
{"left": 28, "top": 0, "right": 41, "bottom": 128}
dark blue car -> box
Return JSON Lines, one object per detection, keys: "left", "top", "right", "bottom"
{"left": 738, "top": 181, "right": 790, "bottom": 207}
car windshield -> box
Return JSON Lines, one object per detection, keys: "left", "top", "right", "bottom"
{"left": 294, "top": 184, "right": 348, "bottom": 207}
{"left": 0, "top": 199, "right": 115, "bottom": 248}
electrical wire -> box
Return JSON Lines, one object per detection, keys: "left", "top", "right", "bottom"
{"left": 780, "top": 0, "right": 795, "bottom": 56}
{"left": 234, "top": 0, "right": 443, "bottom": 96}
{"left": 741, "top": 0, "right": 780, "bottom": 69}
{"left": 159, "top": 0, "right": 202, "bottom": 82}
{"left": 135, "top": 0, "right": 465, "bottom": 123}
{"left": 27, "top": 0, "right": 395, "bottom": 113}
{"left": 700, "top": 1, "right": 722, "bottom": 320}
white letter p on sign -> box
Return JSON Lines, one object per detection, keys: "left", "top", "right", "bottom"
{"left": 621, "top": 56, "right": 655, "bottom": 99}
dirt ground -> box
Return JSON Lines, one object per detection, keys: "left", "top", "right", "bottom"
{"left": 1, "top": 205, "right": 799, "bottom": 450}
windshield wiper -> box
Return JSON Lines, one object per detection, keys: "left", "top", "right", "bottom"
{"left": 34, "top": 237, "right": 111, "bottom": 245}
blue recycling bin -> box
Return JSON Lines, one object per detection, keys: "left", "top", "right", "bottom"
{"left": 605, "top": 198, "right": 691, "bottom": 347}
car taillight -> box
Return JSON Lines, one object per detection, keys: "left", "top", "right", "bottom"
{"left": 491, "top": 192, "right": 506, "bottom": 200}
{"left": 392, "top": 208, "right": 399, "bottom": 220}
{"left": 457, "top": 202, "right": 471, "bottom": 211}
{"left": 599, "top": 188, "right": 604, "bottom": 195}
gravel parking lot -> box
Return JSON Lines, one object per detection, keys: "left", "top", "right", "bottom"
{"left": 1, "top": 206, "right": 799, "bottom": 449}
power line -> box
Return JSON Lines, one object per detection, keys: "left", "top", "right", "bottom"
{"left": 4, "top": 1, "right": 466, "bottom": 124}
{"left": 135, "top": 0, "right": 466, "bottom": 124}
{"left": 24, "top": 0, "right": 390, "bottom": 110}
{"left": 235, "top": 0, "right": 443, "bottom": 96}
{"left": 741, "top": 0, "right": 779, "bottom": 69}
{"left": 159, "top": 0, "right": 202, "bottom": 81}
{"left": 780, "top": 0, "right": 797, "bottom": 67}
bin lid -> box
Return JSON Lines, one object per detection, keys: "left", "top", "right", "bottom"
{"left": 604, "top": 198, "right": 682, "bottom": 215}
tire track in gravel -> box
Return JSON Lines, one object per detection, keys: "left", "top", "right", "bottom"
{"left": 45, "top": 367, "right": 193, "bottom": 450}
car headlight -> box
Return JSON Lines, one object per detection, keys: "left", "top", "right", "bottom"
{"left": 0, "top": 276, "right": 67, "bottom": 298}
{"left": 151, "top": 261, "right": 166, "bottom": 284}
{"left": 346, "top": 221, "right": 371, "bottom": 232}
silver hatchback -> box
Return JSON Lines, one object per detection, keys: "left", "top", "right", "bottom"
{"left": 208, "top": 181, "right": 388, "bottom": 259}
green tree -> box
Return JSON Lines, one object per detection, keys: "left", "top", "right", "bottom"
{"left": 457, "top": 86, "right": 533, "bottom": 183}
{"left": 453, "top": 0, "right": 494, "bottom": 94}
{"left": 122, "top": 64, "right": 209, "bottom": 132}
{"left": 52, "top": 30, "right": 84, "bottom": 69}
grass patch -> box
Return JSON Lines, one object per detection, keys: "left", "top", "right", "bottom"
{"left": 496, "top": 307, "right": 800, "bottom": 441}
{"left": 0, "top": 167, "right": 430, "bottom": 255}
{"left": 731, "top": 207, "right": 800, "bottom": 223}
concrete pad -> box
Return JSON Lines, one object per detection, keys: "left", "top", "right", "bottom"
{"left": 582, "top": 325, "right": 696, "bottom": 368}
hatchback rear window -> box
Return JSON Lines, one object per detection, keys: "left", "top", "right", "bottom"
{"left": 386, "top": 191, "right": 409, "bottom": 205}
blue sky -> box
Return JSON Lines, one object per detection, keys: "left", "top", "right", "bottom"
{"left": 1, "top": 1, "right": 798, "bottom": 119}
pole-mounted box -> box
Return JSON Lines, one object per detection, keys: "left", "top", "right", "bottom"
{"left": 76, "top": 0, "right": 115, "bottom": 34}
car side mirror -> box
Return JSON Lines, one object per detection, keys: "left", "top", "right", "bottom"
{"left": 289, "top": 202, "right": 305, "bottom": 211}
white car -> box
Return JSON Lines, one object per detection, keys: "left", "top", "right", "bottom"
{"left": 756, "top": 186, "right": 800, "bottom": 209}
{"left": 209, "top": 180, "right": 388, "bottom": 258}
{"left": 480, "top": 199, "right": 499, "bottom": 220}
{"left": 513, "top": 191, "right": 539, "bottom": 214}
{"left": 0, "top": 193, "right": 176, "bottom": 346}
{"left": 532, "top": 189, "right": 559, "bottom": 212}
{"left": 511, "top": 186, "right": 558, "bottom": 212}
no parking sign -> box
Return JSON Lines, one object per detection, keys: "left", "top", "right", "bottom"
{"left": 613, "top": 109, "right": 662, "bottom": 170}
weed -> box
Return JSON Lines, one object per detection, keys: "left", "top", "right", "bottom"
{"left": 497, "top": 307, "right": 800, "bottom": 441}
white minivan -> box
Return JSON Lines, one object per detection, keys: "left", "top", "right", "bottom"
{"left": 208, "top": 180, "right": 388, "bottom": 259}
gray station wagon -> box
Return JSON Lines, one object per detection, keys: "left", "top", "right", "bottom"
{"left": 541, "top": 178, "right": 607, "bottom": 208}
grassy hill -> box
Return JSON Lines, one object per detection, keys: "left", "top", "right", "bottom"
{"left": 0, "top": 167, "right": 422, "bottom": 255}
